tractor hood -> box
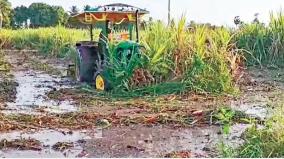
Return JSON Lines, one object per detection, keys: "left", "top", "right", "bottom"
{"left": 115, "top": 41, "right": 142, "bottom": 50}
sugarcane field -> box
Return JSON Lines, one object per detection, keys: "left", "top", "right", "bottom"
{"left": 0, "top": 0, "right": 284, "bottom": 158}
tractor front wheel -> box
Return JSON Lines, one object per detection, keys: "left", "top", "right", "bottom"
{"left": 94, "top": 73, "right": 111, "bottom": 91}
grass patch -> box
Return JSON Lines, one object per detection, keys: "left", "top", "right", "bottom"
{"left": 139, "top": 19, "right": 240, "bottom": 94}
{"left": 237, "top": 97, "right": 284, "bottom": 158}
{"left": 235, "top": 11, "right": 284, "bottom": 67}
{"left": 0, "top": 26, "right": 93, "bottom": 58}
{"left": 218, "top": 96, "right": 284, "bottom": 158}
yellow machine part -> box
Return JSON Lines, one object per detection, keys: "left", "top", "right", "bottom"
{"left": 95, "top": 74, "right": 105, "bottom": 91}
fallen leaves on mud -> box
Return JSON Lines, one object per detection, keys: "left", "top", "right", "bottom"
{"left": 0, "top": 54, "right": 279, "bottom": 134}
{"left": 4, "top": 112, "right": 99, "bottom": 130}
{"left": 0, "top": 108, "right": 221, "bottom": 133}
{"left": 0, "top": 121, "right": 24, "bottom": 132}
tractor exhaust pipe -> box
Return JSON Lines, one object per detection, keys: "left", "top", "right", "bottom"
{"left": 90, "top": 24, "right": 93, "bottom": 41}
{"left": 135, "top": 10, "right": 139, "bottom": 43}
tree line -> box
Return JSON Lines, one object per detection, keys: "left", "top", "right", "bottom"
{"left": 0, "top": 0, "right": 90, "bottom": 28}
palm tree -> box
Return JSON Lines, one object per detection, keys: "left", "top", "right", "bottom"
{"left": 253, "top": 13, "right": 260, "bottom": 24}
{"left": 234, "top": 16, "right": 241, "bottom": 26}
{"left": 84, "top": 5, "right": 91, "bottom": 11}
{"left": 69, "top": 6, "right": 79, "bottom": 16}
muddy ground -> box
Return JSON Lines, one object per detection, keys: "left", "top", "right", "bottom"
{"left": 0, "top": 50, "right": 283, "bottom": 157}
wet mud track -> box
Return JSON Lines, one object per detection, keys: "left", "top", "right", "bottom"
{"left": 0, "top": 50, "right": 89, "bottom": 157}
{"left": 0, "top": 129, "right": 91, "bottom": 157}
{"left": 0, "top": 50, "right": 283, "bottom": 157}
{"left": 4, "top": 70, "right": 77, "bottom": 115}
{"left": 82, "top": 124, "right": 251, "bottom": 158}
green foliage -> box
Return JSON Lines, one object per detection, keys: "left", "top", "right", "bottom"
{"left": 0, "top": 0, "right": 12, "bottom": 28}
{"left": 12, "top": 3, "right": 69, "bottom": 28}
{"left": 235, "top": 11, "right": 284, "bottom": 67}
{"left": 218, "top": 142, "right": 237, "bottom": 158}
{"left": 108, "top": 82, "right": 187, "bottom": 98}
{"left": 141, "top": 20, "right": 237, "bottom": 94}
{"left": 12, "top": 5, "right": 29, "bottom": 28}
{"left": 52, "top": 6, "right": 69, "bottom": 26}
{"left": 102, "top": 42, "right": 147, "bottom": 91}
{"left": 238, "top": 99, "right": 284, "bottom": 158}
{"left": 0, "top": 27, "right": 90, "bottom": 57}
{"left": 238, "top": 125, "right": 264, "bottom": 158}
{"left": 235, "top": 23, "right": 270, "bottom": 66}
{"left": 183, "top": 26, "right": 236, "bottom": 93}
{"left": 28, "top": 3, "right": 68, "bottom": 27}
{"left": 215, "top": 107, "right": 235, "bottom": 134}
{"left": 6, "top": 3, "right": 70, "bottom": 28}
{"left": 218, "top": 98, "right": 284, "bottom": 158}
{"left": 141, "top": 21, "right": 175, "bottom": 79}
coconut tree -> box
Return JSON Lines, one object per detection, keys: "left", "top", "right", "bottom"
{"left": 69, "top": 6, "right": 79, "bottom": 16}
{"left": 253, "top": 13, "right": 260, "bottom": 24}
{"left": 234, "top": 16, "right": 241, "bottom": 26}
{"left": 84, "top": 5, "right": 91, "bottom": 11}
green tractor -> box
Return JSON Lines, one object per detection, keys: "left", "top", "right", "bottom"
{"left": 71, "top": 3, "right": 149, "bottom": 91}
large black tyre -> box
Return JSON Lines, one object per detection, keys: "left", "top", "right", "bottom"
{"left": 75, "top": 47, "right": 95, "bottom": 83}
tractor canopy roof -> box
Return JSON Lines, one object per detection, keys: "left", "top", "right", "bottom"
{"left": 71, "top": 3, "right": 149, "bottom": 24}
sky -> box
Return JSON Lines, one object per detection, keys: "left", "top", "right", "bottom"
{"left": 8, "top": 0, "right": 284, "bottom": 26}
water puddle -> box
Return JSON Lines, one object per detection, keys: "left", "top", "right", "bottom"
{"left": 4, "top": 70, "right": 77, "bottom": 115}
{"left": 0, "top": 129, "right": 94, "bottom": 158}
{"left": 230, "top": 100, "right": 270, "bottom": 120}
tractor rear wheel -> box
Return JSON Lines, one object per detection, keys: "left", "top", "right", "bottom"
{"left": 75, "top": 47, "right": 95, "bottom": 83}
